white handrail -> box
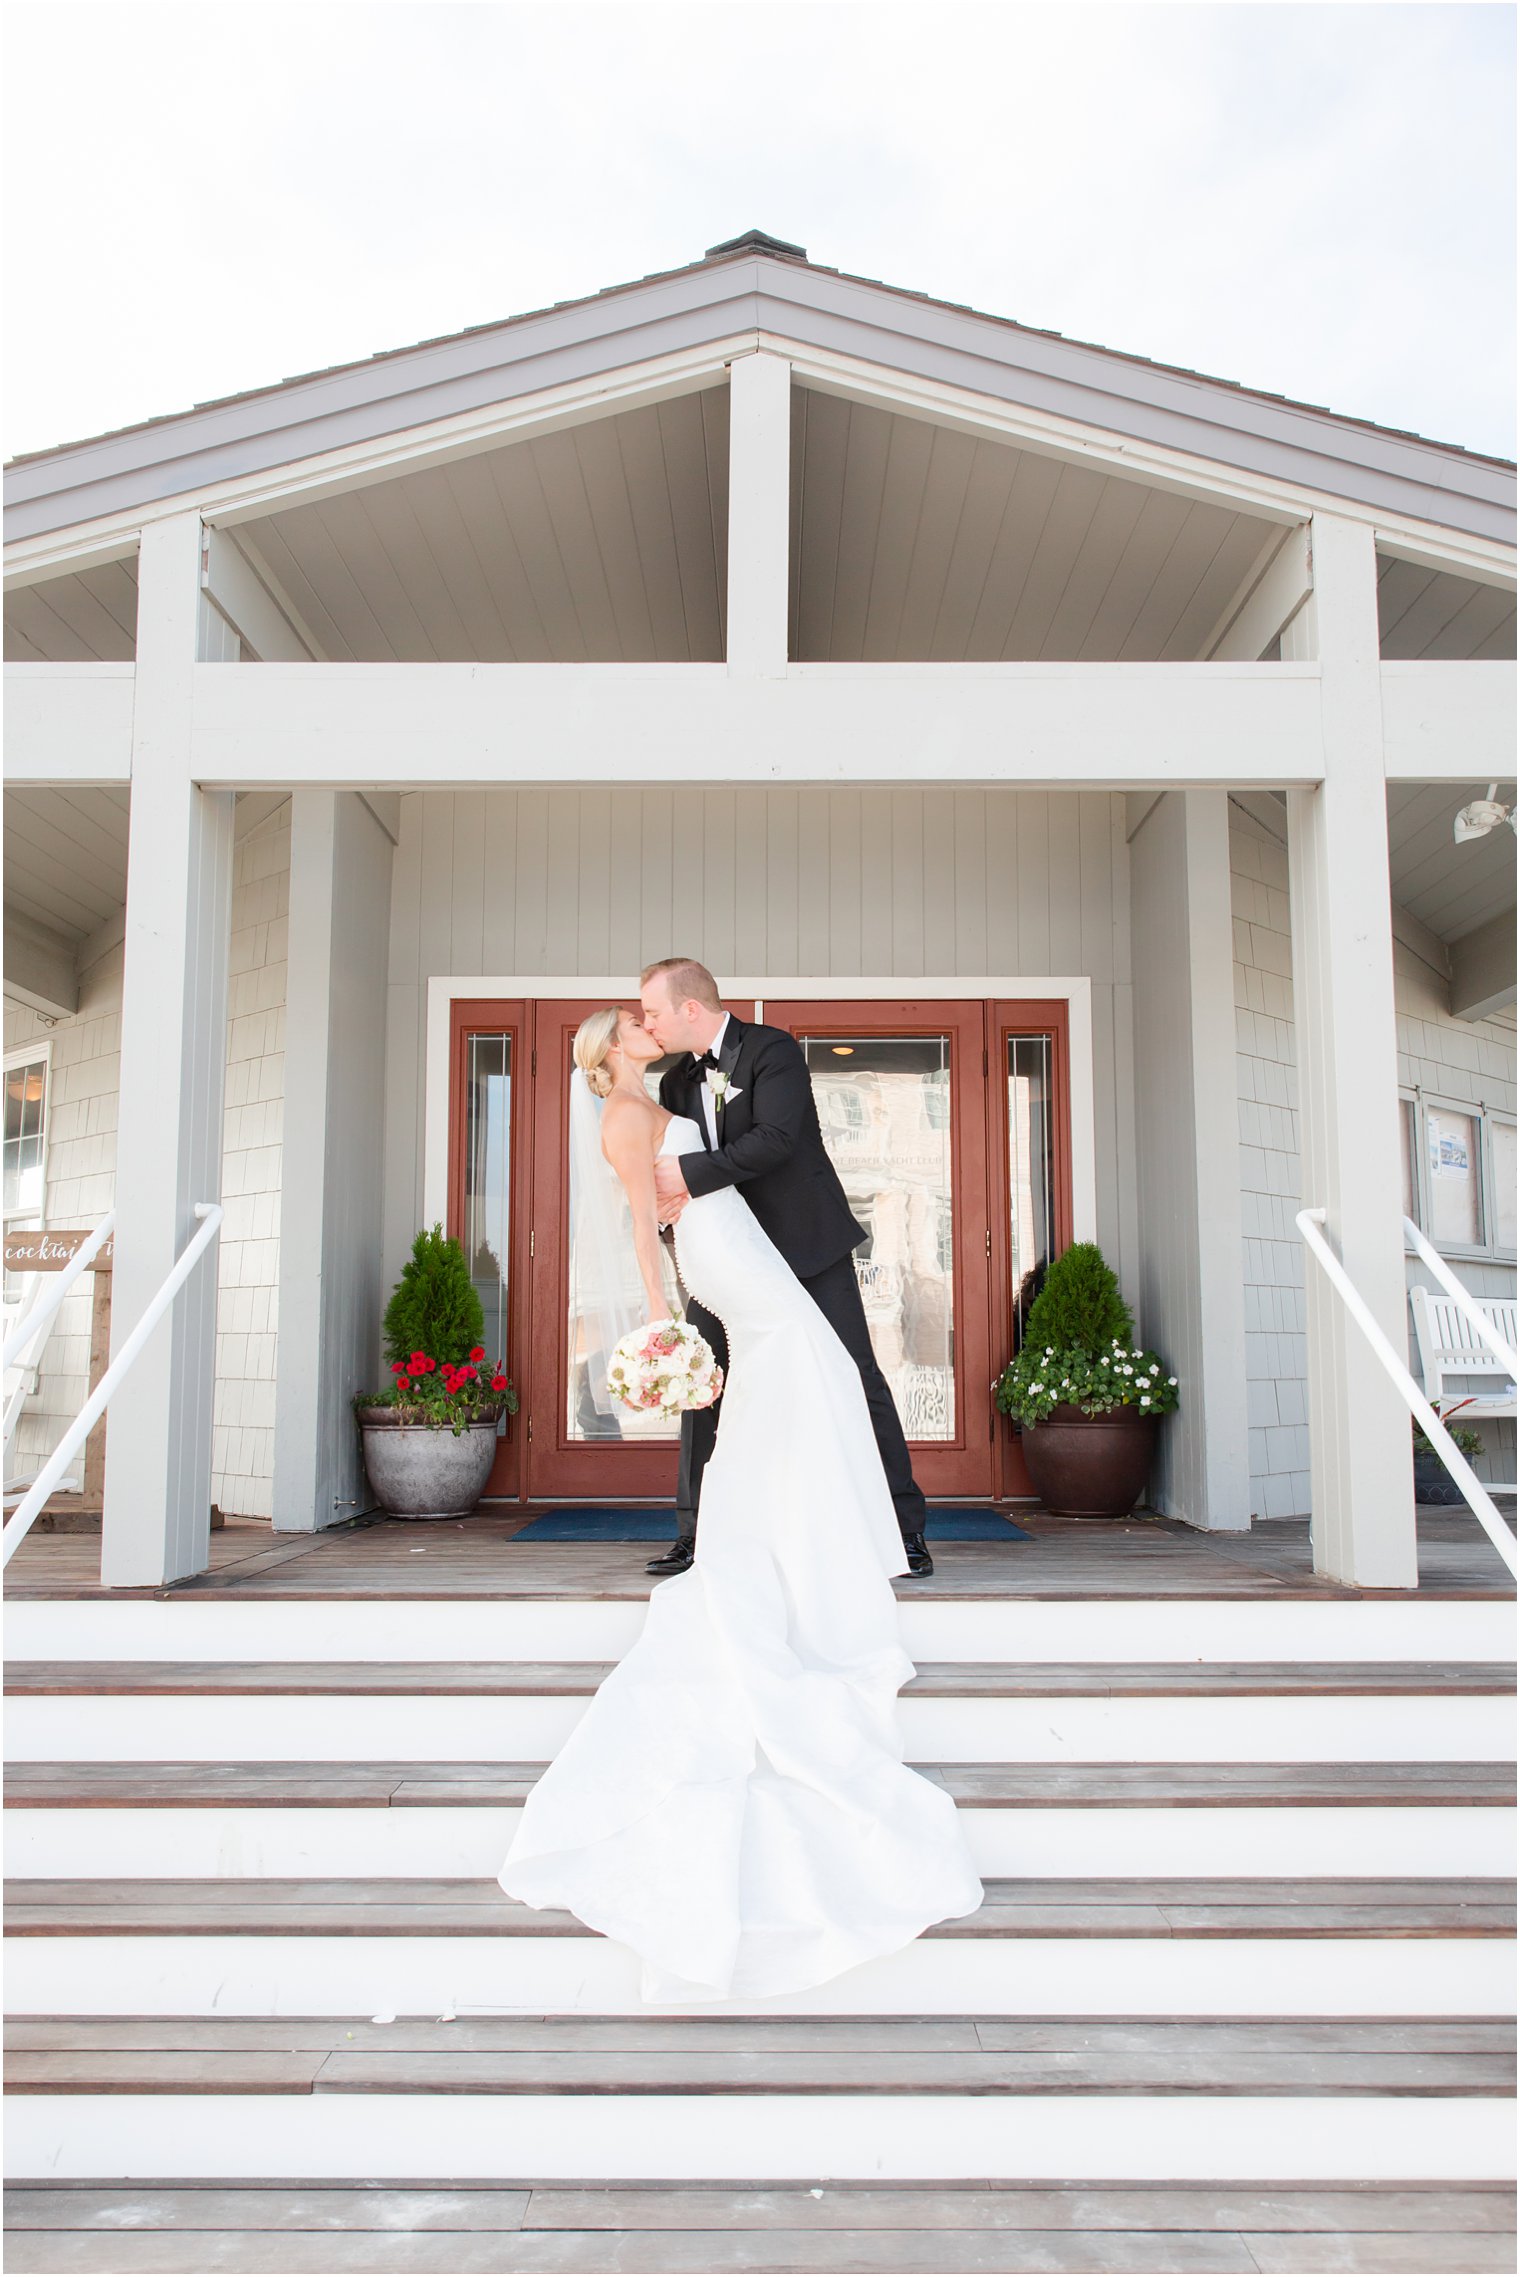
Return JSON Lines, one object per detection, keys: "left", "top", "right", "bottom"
{"left": 1, "top": 1212, "right": 116, "bottom": 1372}
{"left": 1, "top": 1205, "right": 223, "bottom": 1569}
{"left": 1296, "top": 1208, "right": 1517, "bottom": 1581}
{"left": 1402, "top": 1215, "right": 1520, "bottom": 1379}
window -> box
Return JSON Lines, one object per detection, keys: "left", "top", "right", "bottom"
{"left": 1426, "top": 1103, "right": 1482, "bottom": 1249}
{"left": 1404, "top": 1088, "right": 1516, "bottom": 1263}
{"left": 3, "top": 1049, "right": 49, "bottom": 1219}
{"left": 1489, "top": 1116, "right": 1516, "bottom": 1259}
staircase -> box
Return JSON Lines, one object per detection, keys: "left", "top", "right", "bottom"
{"left": 4, "top": 1588, "right": 1516, "bottom": 2274}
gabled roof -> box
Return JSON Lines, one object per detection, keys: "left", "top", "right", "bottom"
{"left": 5, "top": 232, "right": 1515, "bottom": 550}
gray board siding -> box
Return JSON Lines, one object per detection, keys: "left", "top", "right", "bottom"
{"left": 381, "top": 784, "right": 1137, "bottom": 1306}
{"left": 7, "top": 256, "right": 1514, "bottom": 548}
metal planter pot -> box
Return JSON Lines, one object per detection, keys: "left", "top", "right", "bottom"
{"left": 1020, "top": 1402, "right": 1157, "bottom": 1518}
{"left": 1412, "top": 1451, "right": 1466, "bottom": 1506}
{"left": 357, "top": 1410, "right": 500, "bottom": 1520}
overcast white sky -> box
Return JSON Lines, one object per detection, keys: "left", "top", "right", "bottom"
{"left": 3, "top": 0, "right": 1514, "bottom": 463}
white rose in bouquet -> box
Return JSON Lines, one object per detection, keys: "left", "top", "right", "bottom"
{"left": 607, "top": 1316, "right": 724, "bottom": 1419}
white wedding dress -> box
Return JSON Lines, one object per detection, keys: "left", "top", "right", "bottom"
{"left": 497, "top": 1113, "right": 984, "bottom": 2001}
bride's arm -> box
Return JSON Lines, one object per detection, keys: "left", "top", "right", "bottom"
{"left": 600, "top": 1104, "right": 670, "bottom": 1322}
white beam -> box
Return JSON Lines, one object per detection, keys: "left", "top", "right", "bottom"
{"left": 2, "top": 664, "right": 134, "bottom": 783}
{"left": 725, "top": 350, "right": 791, "bottom": 675}
{"left": 776, "top": 337, "right": 1518, "bottom": 580}
{"left": 1203, "top": 526, "right": 1313, "bottom": 662}
{"left": 1, "top": 911, "right": 78, "bottom": 1018}
{"left": 184, "top": 662, "right": 1325, "bottom": 789}
{"left": 1449, "top": 909, "right": 1517, "bottom": 1022}
{"left": 102, "top": 514, "right": 235, "bottom": 1590}
{"left": 1128, "top": 791, "right": 1251, "bottom": 1530}
{"left": 3, "top": 343, "right": 746, "bottom": 582}
{"left": 1286, "top": 515, "right": 1416, "bottom": 1590}
{"left": 273, "top": 793, "right": 394, "bottom": 1532}
{"left": 200, "top": 526, "right": 317, "bottom": 661}
{"left": 1380, "top": 661, "right": 1517, "bottom": 781}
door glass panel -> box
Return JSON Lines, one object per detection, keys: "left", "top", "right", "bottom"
{"left": 803, "top": 1036, "right": 955, "bottom": 1441}
{"left": 463, "top": 1034, "right": 512, "bottom": 1369}
{"left": 566, "top": 1050, "right": 685, "bottom": 1442}
{"left": 1426, "top": 1104, "right": 1482, "bottom": 1248}
{"left": 1008, "top": 1036, "right": 1056, "bottom": 1350}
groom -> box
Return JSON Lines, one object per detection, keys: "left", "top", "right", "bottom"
{"left": 640, "top": 956, "right": 933, "bottom": 1580}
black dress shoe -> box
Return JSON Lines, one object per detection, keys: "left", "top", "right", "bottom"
{"left": 646, "top": 1538, "right": 695, "bottom": 1576}
{"left": 901, "top": 1531, "right": 934, "bottom": 1577}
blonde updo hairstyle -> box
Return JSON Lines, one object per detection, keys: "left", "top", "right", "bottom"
{"left": 573, "top": 1007, "right": 622, "bottom": 1100}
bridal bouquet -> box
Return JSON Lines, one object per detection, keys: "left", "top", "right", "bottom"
{"left": 607, "top": 1317, "right": 724, "bottom": 1418}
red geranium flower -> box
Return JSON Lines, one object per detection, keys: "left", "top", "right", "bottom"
{"left": 491, "top": 1374, "right": 508, "bottom": 1392}
{"left": 469, "top": 1346, "right": 485, "bottom": 1363}
{"left": 407, "top": 1358, "right": 427, "bottom": 1377}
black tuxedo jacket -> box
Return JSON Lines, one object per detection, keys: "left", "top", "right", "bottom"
{"left": 658, "top": 1015, "right": 867, "bottom": 1281}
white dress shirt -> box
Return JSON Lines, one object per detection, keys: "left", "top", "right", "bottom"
{"left": 697, "top": 1012, "right": 731, "bottom": 1147}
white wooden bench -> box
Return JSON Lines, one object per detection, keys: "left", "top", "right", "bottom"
{"left": 1409, "top": 1284, "right": 1518, "bottom": 1493}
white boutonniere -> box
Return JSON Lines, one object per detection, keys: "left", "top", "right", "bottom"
{"left": 705, "top": 1069, "right": 742, "bottom": 1110}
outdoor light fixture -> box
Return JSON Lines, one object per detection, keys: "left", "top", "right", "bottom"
{"left": 831, "top": 1046, "right": 855, "bottom": 1056}
{"left": 1453, "top": 785, "right": 1517, "bottom": 844}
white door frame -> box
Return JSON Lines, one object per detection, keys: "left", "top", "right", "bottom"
{"left": 422, "top": 974, "right": 1098, "bottom": 1240}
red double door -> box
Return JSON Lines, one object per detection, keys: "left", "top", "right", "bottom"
{"left": 448, "top": 997, "right": 1071, "bottom": 1505}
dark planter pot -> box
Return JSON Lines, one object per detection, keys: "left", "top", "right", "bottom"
{"left": 357, "top": 1408, "right": 501, "bottom": 1520}
{"left": 1020, "top": 1402, "right": 1157, "bottom": 1518}
{"left": 1412, "top": 1451, "right": 1466, "bottom": 1507}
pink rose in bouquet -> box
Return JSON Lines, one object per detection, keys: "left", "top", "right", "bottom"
{"left": 608, "top": 1316, "right": 724, "bottom": 1419}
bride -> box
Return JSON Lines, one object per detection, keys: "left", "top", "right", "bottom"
{"left": 497, "top": 1005, "right": 984, "bottom": 2002}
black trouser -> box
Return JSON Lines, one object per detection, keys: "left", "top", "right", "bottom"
{"left": 675, "top": 1252, "right": 928, "bottom": 1544}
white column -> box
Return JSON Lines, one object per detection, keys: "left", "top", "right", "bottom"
{"left": 725, "top": 350, "right": 791, "bottom": 676}
{"left": 272, "top": 791, "right": 395, "bottom": 1530}
{"left": 101, "top": 514, "right": 235, "bottom": 1588}
{"left": 1286, "top": 515, "right": 1417, "bottom": 1588}
{"left": 1128, "top": 790, "right": 1251, "bottom": 1529}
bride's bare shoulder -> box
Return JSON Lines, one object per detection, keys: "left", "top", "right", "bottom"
{"left": 600, "top": 1091, "right": 665, "bottom": 1164}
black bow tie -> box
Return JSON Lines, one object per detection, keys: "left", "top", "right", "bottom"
{"left": 692, "top": 1049, "right": 721, "bottom": 1073}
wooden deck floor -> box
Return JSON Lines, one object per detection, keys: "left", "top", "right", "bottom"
{"left": 5, "top": 1507, "right": 1514, "bottom": 1601}
{"left": 5, "top": 2177, "right": 1516, "bottom": 2273}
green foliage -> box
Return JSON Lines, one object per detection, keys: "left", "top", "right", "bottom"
{"left": 1020, "top": 1242, "right": 1134, "bottom": 1355}
{"left": 382, "top": 1224, "right": 485, "bottom": 1370}
{"left": 995, "top": 1338, "right": 1179, "bottom": 1426}
{"left": 993, "top": 1240, "right": 1176, "bottom": 1425}
{"left": 1413, "top": 1403, "right": 1484, "bottom": 1461}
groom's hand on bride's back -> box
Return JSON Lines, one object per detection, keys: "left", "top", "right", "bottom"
{"left": 654, "top": 1159, "right": 691, "bottom": 1222}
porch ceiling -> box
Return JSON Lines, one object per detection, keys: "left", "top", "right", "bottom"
{"left": 788, "top": 387, "right": 1279, "bottom": 662}
{"left": 3, "top": 558, "right": 137, "bottom": 662}
{"left": 238, "top": 389, "right": 730, "bottom": 664}
{"left": 2, "top": 787, "right": 130, "bottom": 946}
{"left": 1386, "top": 782, "right": 1520, "bottom": 943}
{"left": 1377, "top": 557, "right": 1516, "bottom": 661}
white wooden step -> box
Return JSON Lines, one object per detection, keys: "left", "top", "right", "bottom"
{"left": 7, "top": 1597, "right": 1515, "bottom": 1667}
{"left": 9, "top": 1686, "right": 1512, "bottom": 1765}
{"left": 7, "top": 2087, "right": 1515, "bottom": 2186}
{"left": 6, "top": 1876, "right": 1513, "bottom": 2021}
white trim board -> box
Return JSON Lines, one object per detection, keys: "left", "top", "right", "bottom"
{"left": 421, "top": 976, "right": 1098, "bottom": 1247}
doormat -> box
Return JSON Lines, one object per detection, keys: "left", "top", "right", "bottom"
{"left": 512, "top": 1507, "right": 1031, "bottom": 1542}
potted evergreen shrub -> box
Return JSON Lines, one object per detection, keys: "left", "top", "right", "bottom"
{"left": 1412, "top": 1402, "right": 1483, "bottom": 1506}
{"left": 994, "top": 1242, "right": 1178, "bottom": 1517}
{"left": 355, "top": 1225, "right": 518, "bottom": 1520}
